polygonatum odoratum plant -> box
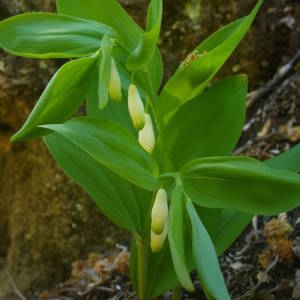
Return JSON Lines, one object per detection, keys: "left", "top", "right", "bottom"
{"left": 1, "top": 0, "right": 300, "bottom": 299}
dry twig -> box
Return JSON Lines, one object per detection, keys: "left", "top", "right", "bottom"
{"left": 7, "top": 271, "right": 27, "bottom": 300}
{"left": 232, "top": 256, "right": 279, "bottom": 300}
{"left": 247, "top": 51, "right": 300, "bottom": 109}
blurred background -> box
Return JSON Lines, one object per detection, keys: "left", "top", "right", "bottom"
{"left": 0, "top": 0, "right": 299, "bottom": 299}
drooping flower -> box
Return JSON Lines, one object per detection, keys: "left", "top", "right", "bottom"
{"left": 138, "top": 113, "right": 155, "bottom": 153}
{"left": 150, "top": 223, "right": 167, "bottom": 253}
{"left": 128, "top": 84, "right": 145, "bottom": 130}
{"left": 108, "top": 58, "right": 122, "bottom": 102}
{"left": 151, "top": 188, "right": 168, "bottom": 234}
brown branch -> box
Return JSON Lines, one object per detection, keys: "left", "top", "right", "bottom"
{"left": 247, "top": 51, "right": 300, "bottom": 109}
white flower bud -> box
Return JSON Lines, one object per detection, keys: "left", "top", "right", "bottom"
{"left": 128, "top": 84, "right": 145, "bottom": 130}
{"left": 138, "top": 113, "right": 155, "bottom": 153}
{"left": 150, "top": 223, "right": 167, "bottom": 253}
{"left": 108, "top": 58, "right": 122, "bottom": 102}
{"left": 151, "top": 188, "right": 168, "bottom": 234}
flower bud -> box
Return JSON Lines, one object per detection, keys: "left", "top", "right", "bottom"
{"left": 151, "top": 188, "right": 168, "bottom": 235}
{"left": 150, "top": 223, "right": 167, "bottom": 253}
{"left": 138, "top": 113, "right": 155, "bottom": 153}
{"left": 128, "top": 84, "right": 145, "bottom": 130}
{"left": 108, "top": 58, "right": 122, "bottom": 102}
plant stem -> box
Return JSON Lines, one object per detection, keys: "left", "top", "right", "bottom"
{"left": 136, "top": 235, "right": 148, "bottom": 300}
{"left": 172, "top": 286, "right": 181, "bottom": 300}
{"left": 142, "top": 69, "right": 164, "bottom": 134}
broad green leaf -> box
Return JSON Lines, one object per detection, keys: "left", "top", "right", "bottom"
{"left": 11, "top": 56, "right": 96, "bottom": 141}
{"left": 0, "top": 13, "right": 115, "bottom": 58}
{"left": 44, "top": 133, "right": 150, "bottom": 232}
{"left": 98, "top": 33, "right": 113, "bottom": 109}
{"left": 41, "top": 117, "right": 159, "bottom": 191}
{"left": 56, "top": 0, "right": 140, "bottom": 51}
{"left": 181, "top": 156, "right": 300, "bottom": 215}
{"left": 158, "top": 0, "right": 263, "bottom": 122}
{"left": 168, "top": 186, "right": 194, "bottom": 291}
{"left": 265, "top": 144, "right": 300, "bottom": 172}
{"left": 186, "top": 199, "right": 230, "bottom": 300}
{"left": 126, "top": 0, "right": 162, "bottom": 71}
{"left": 214, "top": 210, "right": 252, "bottom": 256}
{"left": 214, "top": 145, "right": 300, "bottom": 256}
{"left": 195, "top": 206, "right": 222, "bottom": 241}
{"left": 213, "top": 145, "right": 300, "bottom": 256}
{"left": 195, "top": 205, "right": 250, "bottom": 257}
{"left": 161, "top": 75, "right": 247, "bottom": 169}
{"left": 56, "top": 0, "right": 163, "bottom": 92}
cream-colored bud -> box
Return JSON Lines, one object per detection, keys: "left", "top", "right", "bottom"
{"left": 151, "top": 188, "right": 168, "bottom": 234}
{"left": 150, "top": 223, "right": 167, "bottom": 253}
{"left": 108, "top": 58, "right": 122, "bottom": 102}
{"left": 138, "top": 113, "right": 155, "bottom": 153}
{"left": 128, "top": 84, "right": 145, "bottom": 130}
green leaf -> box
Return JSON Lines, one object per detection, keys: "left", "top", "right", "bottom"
{"left": 44, "top": 133, "right": 150, "bottom": 232}
{"left": 158, "top": 0, "right": 263, "bottom": 122}
{"left": 41, "top": 117, "right": 159, "bottom": 191}
{"left": 265, "top": 144, "right": 300, "bottom": 172}
{"left": 194, "top": 205, "right": 250, "bottom": 257}
{"left": 186, "top": 199, "right": 230, "bottom": 300}
{"left": 56, "top": 0, "right": 163, "bottom": 92}
{"left": 0, "top": 12, "right": 115, "bottom": 58}
{"left": 213, "top": 145, "right": 300, "bottom": 256}
{"left": 161, "top": 75, "right": 247, "bottom": 169}
{"left": 11, "top": 56, "right": 96, "bottom": 141}
{"left": 126, "top": 0, "right": 162, "bottom": 71}
{"left": 214, "top": 210, "right": 252, "bottom": 256}
{"left": 56, "top": 0, "right": 140, "bottom": 52}
{"left": 181, "top": 156, "right": 300, "bottom": 215}
{"left": 168, "top": 186, "right": 194, "bottom": 291}
{"left": 98, "top": 33, "right": 113, "bottom": 109}
{"left": 195, "top": 206, "right": 222, "bottom": 241}
{"left": 214, "top": 145, "right": 300, "bottom": 256}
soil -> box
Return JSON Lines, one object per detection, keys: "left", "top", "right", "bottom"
{"left": 0, "top": 0, "right": 299, "bottom": 299}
